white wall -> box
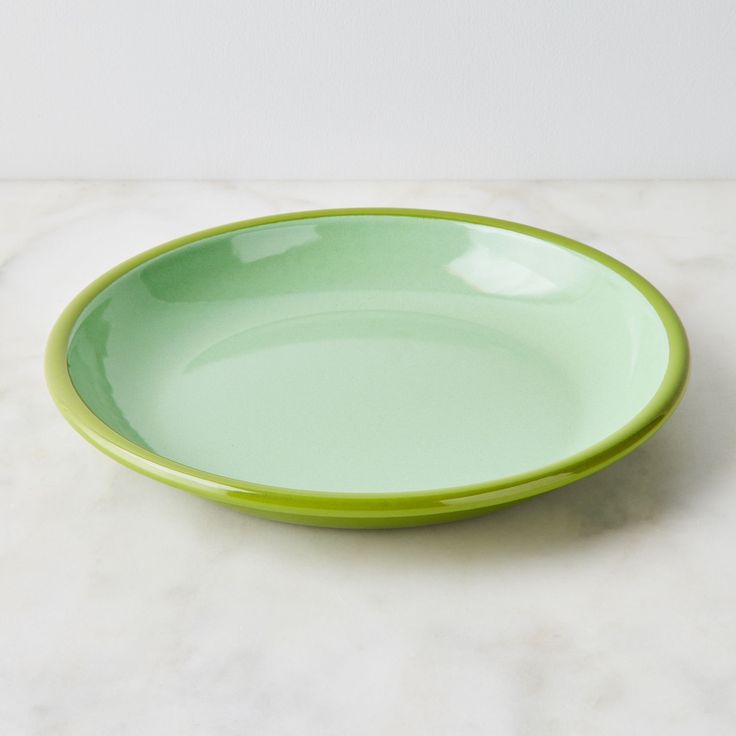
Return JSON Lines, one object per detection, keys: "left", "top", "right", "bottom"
{"left": 1, "top": 1, "right": 734, "bottom": 179}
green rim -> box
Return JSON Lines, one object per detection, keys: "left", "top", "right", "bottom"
{"left": 45, "top": 208, "right": 690, "bottom": 521}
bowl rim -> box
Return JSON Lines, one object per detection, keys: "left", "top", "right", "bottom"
{"left": 45, "top": 208, "right": 690, "bottom": 520}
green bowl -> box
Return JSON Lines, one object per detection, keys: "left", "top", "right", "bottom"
{"left": 46, "top": 209, "right": 689, "bottom": 528}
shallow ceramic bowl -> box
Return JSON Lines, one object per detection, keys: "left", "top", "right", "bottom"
{"left": 46, "top": 209, "right": 689, "bottom": 527}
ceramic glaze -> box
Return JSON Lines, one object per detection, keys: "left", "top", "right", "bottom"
{"left": 47, "top": 210, "right": 688, "bottom": 526}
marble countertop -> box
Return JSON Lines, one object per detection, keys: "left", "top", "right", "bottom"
{"left": 2, "top": 181, "right": 735, "bottom": 735}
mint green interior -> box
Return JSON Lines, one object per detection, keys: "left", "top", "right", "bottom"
{"left": 67, "top": 215, "right": 669, "bottom": 493}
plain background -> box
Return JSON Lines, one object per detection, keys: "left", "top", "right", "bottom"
{"left": 1, "top": 0, "right": 735, "bottom": 180}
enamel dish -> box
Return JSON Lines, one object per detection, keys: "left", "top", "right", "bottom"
{"left": 46, "top": 209, "right": 689, "bottom": 527}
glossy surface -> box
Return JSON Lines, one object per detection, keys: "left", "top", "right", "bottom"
{"left": 46, "top": 209, "right": 688, "bottom": 526}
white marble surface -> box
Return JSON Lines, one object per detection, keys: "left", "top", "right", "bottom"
{"left": 1, "top": 181, "right": 735, "bottom": 735}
